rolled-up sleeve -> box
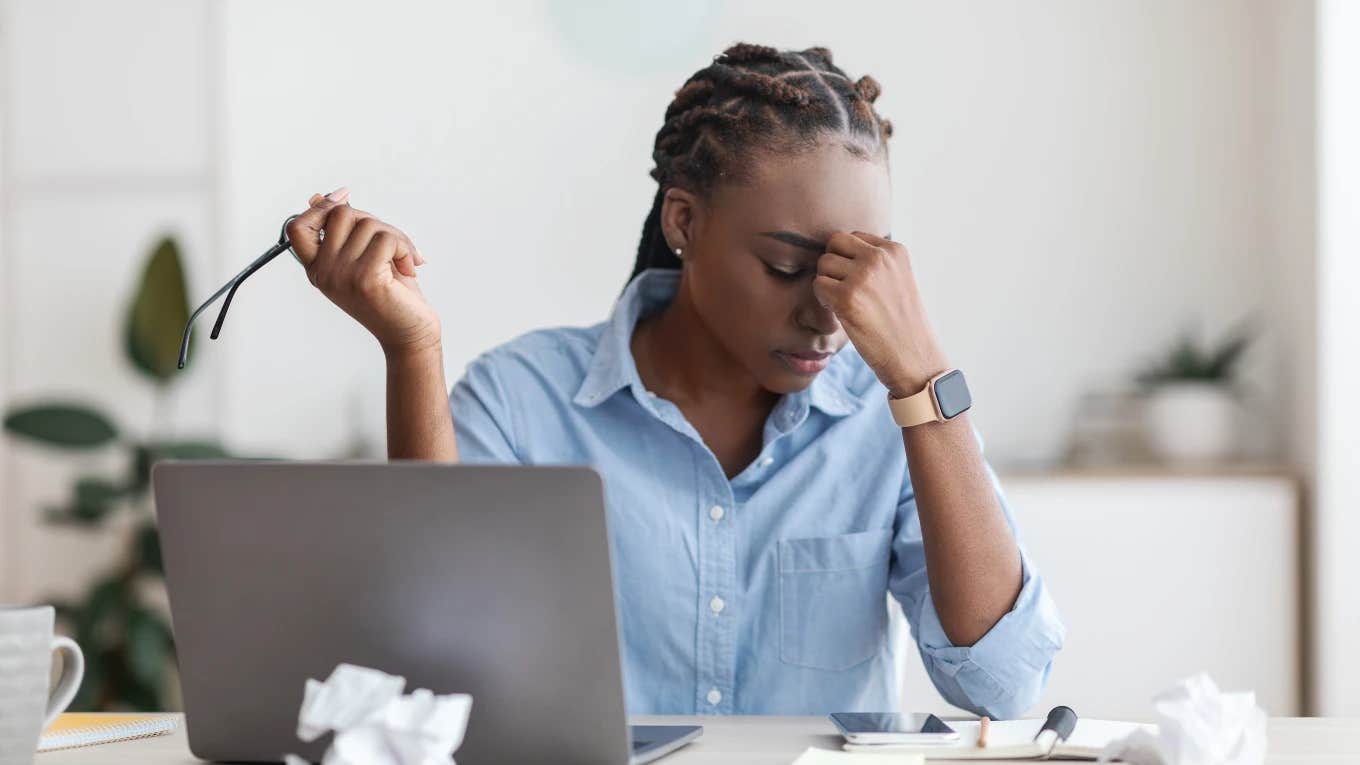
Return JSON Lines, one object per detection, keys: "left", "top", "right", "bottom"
{"left": 888, "top": 454, "right": 1065, "bottom": 719}
{"left": 448, "top": 352, "right": 522, "bottom": 464}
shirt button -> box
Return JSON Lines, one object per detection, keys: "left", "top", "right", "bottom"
{"left": 706, "top": 688, "right": 722, "bottom": 705}
{"left": 709, "top": 505, "right": 725, "bottom": 522}
{"left": 646, "top": 390, "right": 657, "bottom": 398}
{"left": 759, "top": 456, "right": 774, "bottom": 468}
{"left": 709, "top": 596, "right": 725, "bottom": 614}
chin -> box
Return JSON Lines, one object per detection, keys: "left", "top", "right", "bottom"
{"left": 760, "top": 368, "right": 819, "bottom": 395}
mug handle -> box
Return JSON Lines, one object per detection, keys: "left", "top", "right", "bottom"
{"left": 44, "top": 636, "right": 85, "bottom": 727}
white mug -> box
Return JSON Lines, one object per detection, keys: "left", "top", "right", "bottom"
{"left": 0, "top": 605, "right": 84, "bottom": 765}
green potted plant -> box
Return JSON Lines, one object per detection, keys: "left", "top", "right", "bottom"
{"left": 1136, "top": 322, "right": 1254, "bottom": 463}
{"left": 3, "top": 235, "right": 232, "bottom": 710}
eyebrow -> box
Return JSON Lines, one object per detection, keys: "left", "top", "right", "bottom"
{"left": 759, "top": 230, "right": 895, "bottom": 253}
{"left": 759, "top": 231, "right": 827, "bottom": 253}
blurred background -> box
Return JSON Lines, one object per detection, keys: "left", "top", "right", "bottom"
{"left": 1, "top": 0, "right": 1355, "bottom": 721}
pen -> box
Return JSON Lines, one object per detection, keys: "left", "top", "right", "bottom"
{"left": 1033, "top": 705, "right": 1078, "bottom": 754}
{"left": 976, "top": 716, "right": 989, "bottom": 748}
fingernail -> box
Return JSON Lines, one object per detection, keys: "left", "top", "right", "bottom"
{"left": 324, "top": 186, "right": 349, "bottom": 202}
{"left": 309, "top": 193, "right": 323, "bottom": 206}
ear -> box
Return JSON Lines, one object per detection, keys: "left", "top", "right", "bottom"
{"left": 660, "top": 187, "right": 700, "bottom": 256}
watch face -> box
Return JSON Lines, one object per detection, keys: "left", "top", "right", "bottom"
{"left": 932, "top": 370, "right": 972, "bottom": 419}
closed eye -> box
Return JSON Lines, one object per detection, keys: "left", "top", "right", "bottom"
{"left": 763, "top": 262, "right": 807, "bottom": 281}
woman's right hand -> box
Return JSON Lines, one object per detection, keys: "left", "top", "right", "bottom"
{"left": 286, "top": 187, "right": 442, "bottom": 356}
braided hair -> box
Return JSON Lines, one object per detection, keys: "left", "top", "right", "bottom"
{"left": 628, "top": 43, "right": 894, "bottom": 285}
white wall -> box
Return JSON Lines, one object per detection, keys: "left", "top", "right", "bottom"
{"left": 1263, "top": 0, "right": 1318, "bottom": 475}
{"left": 0, "top": 3, "right": 9, "bottom": 597}
{"left": 0, "top": 0, "right": 1325, "bottom": 703}
{"left": 1314, "top": 0, "right": 1360, "bottom": 717}
{"left": 1260, "top": 0, "right": 1319, "bottom": 714}
{"left": 0, "top": 0, "right": 223, "bottom": 602}
{"left": 205, "top": 0, "right": 1293, "bottom": 468}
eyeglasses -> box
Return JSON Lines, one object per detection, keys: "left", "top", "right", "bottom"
{"left": 177, "top": 214, "right": 302, "bottom": 370}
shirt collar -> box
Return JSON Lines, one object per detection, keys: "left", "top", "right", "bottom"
{"left": 573, "top": 268, "right": 861, "bottom": 417}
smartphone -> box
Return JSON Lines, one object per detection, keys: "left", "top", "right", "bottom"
{"left": 828, "top": 712, "right": 960, "bottom": 745}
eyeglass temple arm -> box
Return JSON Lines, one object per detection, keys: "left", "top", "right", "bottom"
{"left": 177, "top": 216, "right": 301, "bottom": 370}
{"left": 208, "top": 242, "right": 290, "bottom": 338}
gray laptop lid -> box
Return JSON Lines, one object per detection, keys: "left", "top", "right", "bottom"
{"left": 153, "top": 461, "right": 631, "bottom": 764}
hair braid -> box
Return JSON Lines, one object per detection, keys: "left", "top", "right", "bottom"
{"left": 628, "top": 43, "right": 893, "bottom": 286}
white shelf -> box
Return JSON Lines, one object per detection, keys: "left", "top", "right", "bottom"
{"left": 896, "top": 472, "right": 1301, "bottom": 719}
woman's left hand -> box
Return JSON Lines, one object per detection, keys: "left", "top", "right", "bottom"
{"left": 813, "top": 232, "right": 949, "bottom": 398}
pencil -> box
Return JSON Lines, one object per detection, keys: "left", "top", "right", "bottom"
{"left": 977, "top": 716, "right": 990, "bottom": 748}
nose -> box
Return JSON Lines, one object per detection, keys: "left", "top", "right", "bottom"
{"left": 795, "top": 288, "right": 841, "bottom": 336}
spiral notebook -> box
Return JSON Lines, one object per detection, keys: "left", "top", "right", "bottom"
{"left": 38, "top": 713, "right": 179, "bottom": 751}
{"left": 841, "top": 718, "right": 1153, "bottom": 760}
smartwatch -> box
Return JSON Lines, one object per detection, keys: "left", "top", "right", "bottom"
{"left": 887, "top": 369, "right": 972, "bottom": 428}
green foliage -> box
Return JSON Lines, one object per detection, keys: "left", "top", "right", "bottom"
{"left": 124, "top": 237, "right": 192, "bottom": 384}
{"left": 2, "top": 234, "right": 229, "bottom": 711}
{"left": 43, "top": 477, "right": 128, "bottom": 526}
{"left": 1138, "top": 322, "right": 1256, "bottom": 387}
{"left": 3, "top": 404, "right": 118, "bottom": 449}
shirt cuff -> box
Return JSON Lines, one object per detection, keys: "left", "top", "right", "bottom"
{"left": 911, "top": 549, "right": 1066, "bottom": 719}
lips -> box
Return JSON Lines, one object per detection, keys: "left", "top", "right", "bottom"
{"left": 776, "top": 349, "right": 833, "bottom": 375}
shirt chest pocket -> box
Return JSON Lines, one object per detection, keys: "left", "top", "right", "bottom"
{"left": 778, "top": 527, "right": 893, "bottom": 672}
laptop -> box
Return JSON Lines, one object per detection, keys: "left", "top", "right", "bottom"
{"left": 153, "top": 461, "right": 702, "bottom": 764}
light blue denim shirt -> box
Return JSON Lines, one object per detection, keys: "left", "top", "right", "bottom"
{"left": 449, "top": 268, "right": 1064, "bottom": 718}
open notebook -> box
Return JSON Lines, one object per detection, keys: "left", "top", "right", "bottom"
{"left": 842, "top": 718, "right": 1154, "bottom": 760}
{"left": 39, "top": 713, "right": 179, "bottom": 751}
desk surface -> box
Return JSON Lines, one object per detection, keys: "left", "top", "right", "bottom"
{"left": 36, "top": 715, "right": 1360, "bottom": 764}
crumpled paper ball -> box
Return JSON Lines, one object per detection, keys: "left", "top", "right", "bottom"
{"left": 283, "top": 663, "right": 473, "bottom": 765}
{"left": 1101, "top": 672, "right": 1266, "bottom": 765}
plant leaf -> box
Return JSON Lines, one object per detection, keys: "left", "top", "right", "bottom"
{"left": 118, "top": 665, "right": 163, "bottom": 712}
{"left": 125, "top": 605, "right": 171, "bottom": 693}
{"left": 44, "top": 504, "right": 106, "bottom": 526}
{"left": 76, "top": 575, "right": 127, "bottom": 651}
{"left": 3, "top": 403, "right": 118, "bottom": 449}
{"left": 124, "top": 236, "right": 192, "bottom": 382}
{"left": 135, "top": 521, "right": 164, "bottom": 575}
{"left": 70, "top": 645, "right": 105, "bottom": 711}
{"left": 1207, "top": 324, "right": 1254, "bottom": 379}
{"left": 38, "top": 477, "right": 127, "bottom": 527}
{"left": 127, "top": 444, "right": 153, "bottom": 497}
{"left": 76, "top": 477, "right": 126, "bottom": 506}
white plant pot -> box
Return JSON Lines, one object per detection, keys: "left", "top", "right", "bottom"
{"left": 1143, "top": 382, "right": 1241, "bottom": 463}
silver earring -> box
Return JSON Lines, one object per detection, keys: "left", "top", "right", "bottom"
{"left": 674, "top": 248, "right": 683, "bottom": 258}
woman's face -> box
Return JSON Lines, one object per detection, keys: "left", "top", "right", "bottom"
{"left": 668, "top": 140, "right": 893, "bottom": 395}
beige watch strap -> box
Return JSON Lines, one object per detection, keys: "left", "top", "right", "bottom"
{"left": 888, "top": 384, "right": 939, "bottom": 428}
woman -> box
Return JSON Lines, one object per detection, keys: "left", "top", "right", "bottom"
{"left": 285, "top": 43, "right": 1063, "bottom": 718}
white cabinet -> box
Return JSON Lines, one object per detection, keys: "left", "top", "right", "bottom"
{"left": 894, "top": 471, "right": 1301, "bottom": 720}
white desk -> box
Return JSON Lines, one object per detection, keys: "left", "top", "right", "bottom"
{"left": 35, "top": 715, "right": 1360, "bottom": 764}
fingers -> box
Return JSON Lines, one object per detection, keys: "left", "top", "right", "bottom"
{"left": 372, "top": 215, "right": 418, "bottom": 265}
{"left": 343, "top": 217, "right": 419, "bottom": 278}
{"left": 825, "top": 231, "right": 881, "bottom": 259}
{"left": 321, "top": 199, "right": 424, "bottom": 267}
{"left": 288, "top": 187, "right": 427, "bottom": 288}
{"left": 849, "top": 231, "right": 895, "bottom": 248}
{"left": 813, "top": 274, "right": 845, "bottom": 310}
{"left": 285, "top": 187, "right": 350, "bottom": 265}
{"left": 391, "top": 236, "right": 419, "bottom": 278}
{"left": 355, "top": 229, "right": 417, "bottom": 282}
{"left": 333, "top": 210, "right": 379, "bottom": 263}
{"left": 817, "top": 251, "right": 855, "bottom": 281}
{"left": 319, "top": 203, "right": 377, "bottom": 266}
